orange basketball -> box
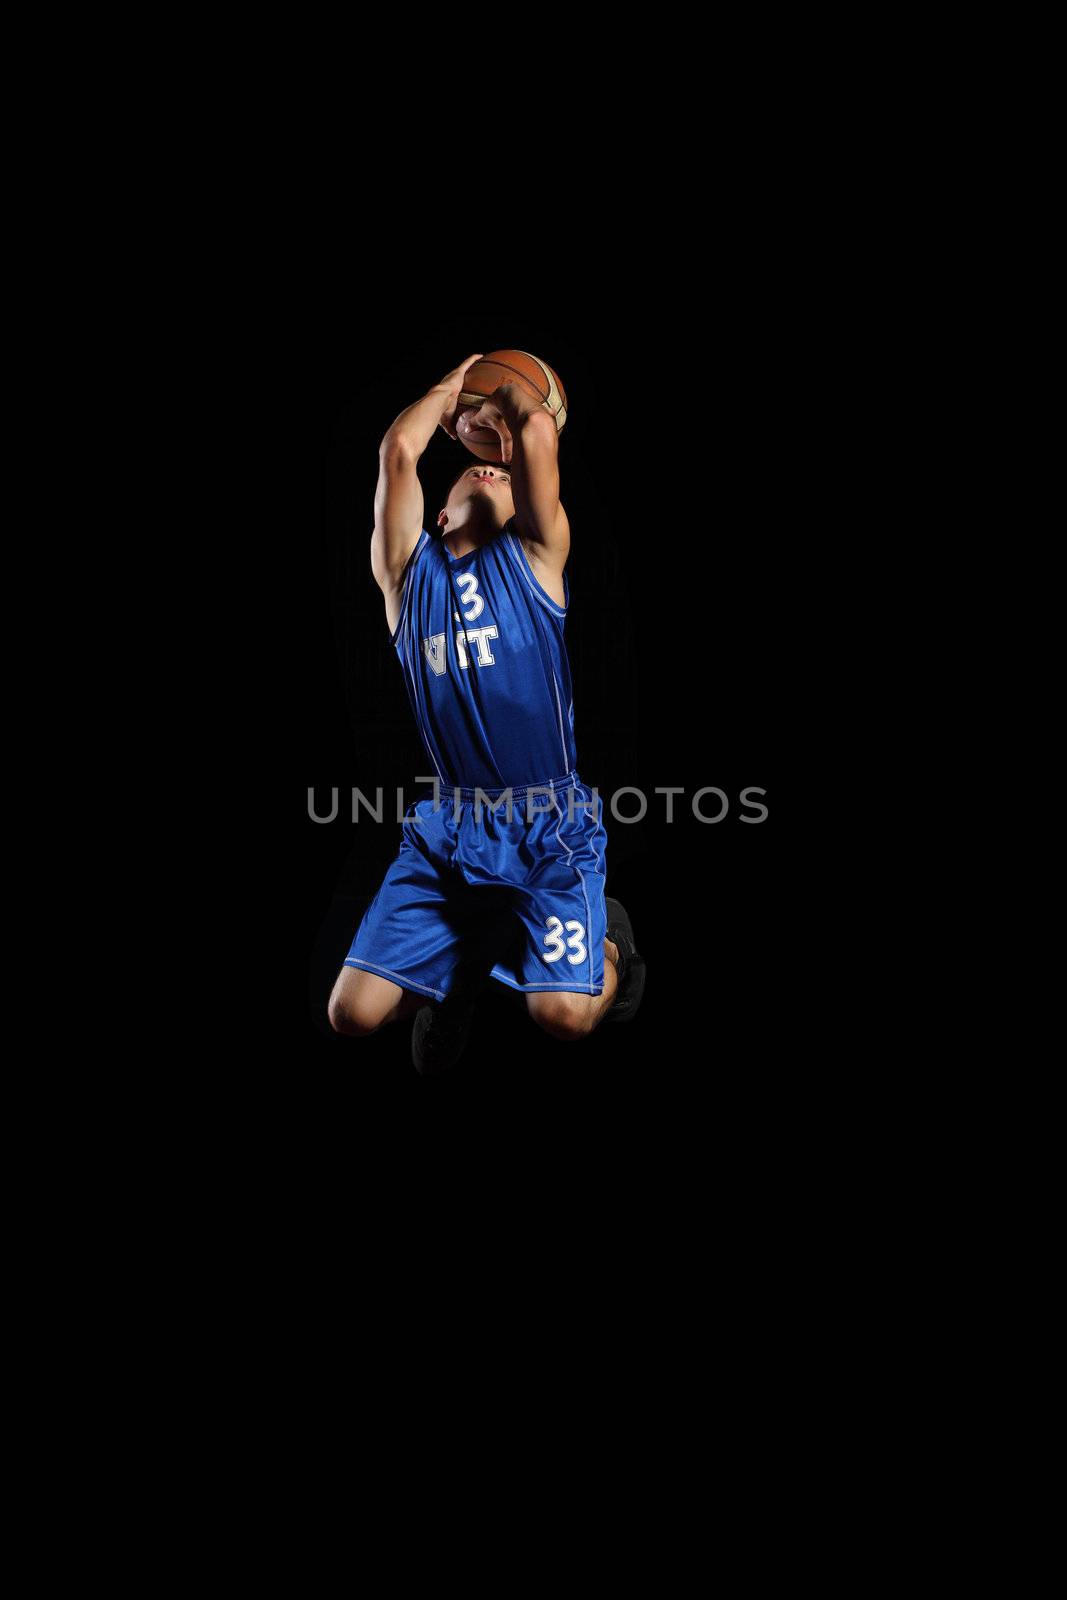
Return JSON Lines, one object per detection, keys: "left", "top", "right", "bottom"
{"left": 455, "top": 349, "right": 568, "bottom": 463}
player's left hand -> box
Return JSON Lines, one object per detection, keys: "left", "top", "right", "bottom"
{"left": 460, "top": 394, "right": 514, "bottom": 463}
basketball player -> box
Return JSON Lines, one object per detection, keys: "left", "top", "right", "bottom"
{"left": 328, "top": 353, "right": 645, "bottom": 1072}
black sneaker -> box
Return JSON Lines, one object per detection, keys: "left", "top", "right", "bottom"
{"left": 605, "top": 897, "right": 646, "bottom": 1023}
{"left": 411, "top": 992, "right": 475, "bottom": 1074}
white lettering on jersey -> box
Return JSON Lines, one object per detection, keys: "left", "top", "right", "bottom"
{"left": 423, "top": 634, "right": 447, "bottom": 676}
{"left": 455, "top": 626, "right": 499, "bottom": 668}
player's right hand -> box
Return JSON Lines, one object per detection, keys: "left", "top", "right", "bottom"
{"left": 436, "top": 354, "right": 483, "bottom": 439}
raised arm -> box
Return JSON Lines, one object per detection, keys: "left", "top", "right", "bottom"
{"left": 465, "top": 382, "right": 570, "bottom": 580}
{"left": 371, "top": 353, "right": 483, "bottom": 634}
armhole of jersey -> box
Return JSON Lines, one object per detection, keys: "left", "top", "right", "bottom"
{"left": 503, "top": 525, "right": 568, "bottom": 619}
{"left": 389, "top": 530, "right": 430, "bottom": 647}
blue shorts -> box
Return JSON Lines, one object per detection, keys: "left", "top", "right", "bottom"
{"left": 344, "top": 771, "right": 608, "bottom": 1001}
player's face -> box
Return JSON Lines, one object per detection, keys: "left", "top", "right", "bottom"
{"left": 447, "top": 463, "right": 514, "bottom": 518}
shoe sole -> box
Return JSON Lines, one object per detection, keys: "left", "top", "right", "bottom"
{"left": 605, "top": 896, "right": 634, "bottom": 950}
{"left": 411, "top": 1005, "right": 472, "bottom": 1074}
{"left": 604, "top": 897, "right": 644, "bottom": 1022}
{"left": 412, "top": 1037, "right": 468, "bottom": 1074}
{"left": 608, "top": 955, "right": 646, "bottom": 1023}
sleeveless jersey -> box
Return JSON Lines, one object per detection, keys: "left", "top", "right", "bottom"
{"left": 389, "top": 519, "right": 577, "bottom": 790}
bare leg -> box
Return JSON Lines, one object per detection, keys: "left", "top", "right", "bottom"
{"left": 525, "top": 938, "right": 622, "bottom": 1041}
{"left": 328, "top": 965, "right": 426, "bottom": 1037}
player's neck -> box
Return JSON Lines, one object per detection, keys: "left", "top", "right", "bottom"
{"left": 442, "top": 512, "right": 506, "bottom": 560}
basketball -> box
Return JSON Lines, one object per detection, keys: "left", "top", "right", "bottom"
{"left": 455, "top": 350, "right": 568, "bottom": 463}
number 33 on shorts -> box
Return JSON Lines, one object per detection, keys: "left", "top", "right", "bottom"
{"left": 543, "top": 916, "right": 587, "bottom": 965}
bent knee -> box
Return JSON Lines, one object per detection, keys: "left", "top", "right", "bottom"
{"left": 529, "top": 992, "right": 595, "bottom": 1042}
{"left": 328, "top": 995, "right": 384, "bottom": 1038}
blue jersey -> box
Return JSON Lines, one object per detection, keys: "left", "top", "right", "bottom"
{"left": 390, "top": 518, "right": 577, "bottom": 789}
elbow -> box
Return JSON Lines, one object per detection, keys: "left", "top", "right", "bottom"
{"left": 519, "top": 409, "right": 559, "bottom": 449}
{"left": 380, "top": 430, "right": 417, "bottom": 465}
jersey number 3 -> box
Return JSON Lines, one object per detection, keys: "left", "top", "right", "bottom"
{"left": 455, "top": 572, "right": 484, "bottom": 620}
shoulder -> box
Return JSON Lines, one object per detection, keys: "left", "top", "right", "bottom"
{"left": 500, "top": 520, "right": 569, "bottom": 616}
{"left": 403, "top": 529, "right": 434, "bottom": 579}
{"left": 509, "top": 504, "right": 570, "bottom": 558}
{"left": 386, "top": 531, "right": 434, "bottom": 644}
{"left": 502, "top": 512, "right": 568, "bottom": 564}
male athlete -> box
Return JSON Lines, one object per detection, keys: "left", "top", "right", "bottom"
{"left": 328, "top": 353, "right": 645, "bottom": 1072}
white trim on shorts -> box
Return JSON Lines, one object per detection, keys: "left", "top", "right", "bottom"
{"left": 490, "top": 970, "right": 604, "bottom": 997}
{"left": 343, "top": 956, "right": 446, "bottom": 1002}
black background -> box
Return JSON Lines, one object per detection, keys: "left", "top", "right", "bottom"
{"left": 289, "top": 272, "right": 827, "bottom": 1104}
